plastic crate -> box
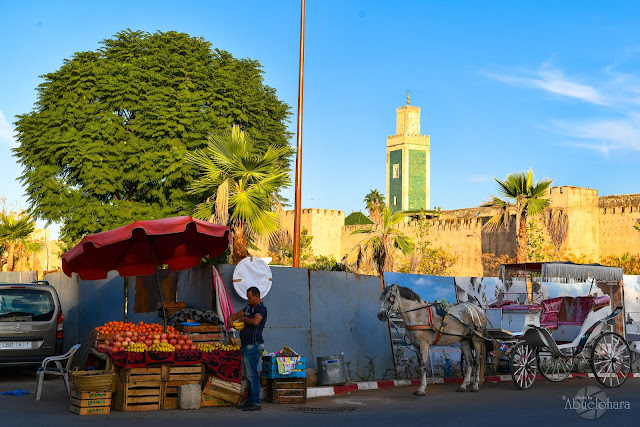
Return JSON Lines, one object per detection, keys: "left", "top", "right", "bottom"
{"left": 262, "top": 356, "right": 306, "bottom": 379}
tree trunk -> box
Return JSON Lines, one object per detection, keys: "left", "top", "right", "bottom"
{"left": 6, "top": 243, "right": 15, "bottom": 271}
{"left": 230, "top": 224, "right": 249, "bottom": 264}
{"left": 377, "top": 246, "right": 386, "bottom": 290}
{"left": 516, "top": 211, "right": 528, "bottom": 263}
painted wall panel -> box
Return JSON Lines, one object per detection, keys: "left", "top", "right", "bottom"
{"left": 310, "top": 270, "right": 394, "bottom": 379}
{"left": 385, "top": 272, "right": 456, "bottom": 304}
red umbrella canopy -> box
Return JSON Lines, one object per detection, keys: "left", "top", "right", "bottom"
{"left": 62, "top": 216, "right": 230, "bottom": 280}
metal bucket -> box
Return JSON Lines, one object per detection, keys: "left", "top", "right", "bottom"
{"left": 317, "top": 355, "right": 346, "bottom": 386}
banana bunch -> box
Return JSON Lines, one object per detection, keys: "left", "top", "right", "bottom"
{"left": 124, "top": 342, "right": 147, "bottom": 353}
{"left": 197, "top": 342, "right": 240, "bottom": 352}
{"left": 148, "top": 342, "right": 176, "bottom": 352}
{"left": 232, "top": 321, "right": 245, "bottom": 331}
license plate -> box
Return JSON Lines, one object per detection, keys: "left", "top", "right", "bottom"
{"left": 0, "top": 342, "right": 32, "bottom": 350}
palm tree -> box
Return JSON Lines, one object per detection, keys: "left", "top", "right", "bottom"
{"left": 363, "top": 189, "right": 385, "bottom": 224}
{"left": 484, "top": 169, "right": 553, "bottom": 263}
{"left": 0, "top": 211, "right": 37, "bottom": 271}
{"left": 345, "top": 205, "right": 414, "bottom": 289}
{"left": 186, "top": 125, "right": 293, "bottom": 263}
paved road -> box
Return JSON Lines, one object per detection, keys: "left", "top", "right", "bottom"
{"left": 1, "top": 367, "right": 638, "bottom": 426}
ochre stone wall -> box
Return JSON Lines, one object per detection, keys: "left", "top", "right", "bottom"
{"left": 548, "top": 186, "right": 600, "bottom": 260}
{"left": 279, "top": 209, "right": 344, "bottom": 261}
{"left": 254, "top": 186, "right": 640, "bottom": 276}
{"left": 599, "top": 193, "right": 640, "bottom": 257}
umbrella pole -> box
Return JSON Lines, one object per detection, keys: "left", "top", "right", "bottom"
{"left": 150, "top": 239, "right": 168, "bottom": 333}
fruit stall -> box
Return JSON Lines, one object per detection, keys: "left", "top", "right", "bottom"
{"left": 87, "top": 320, "right": 242, "bottom": 412}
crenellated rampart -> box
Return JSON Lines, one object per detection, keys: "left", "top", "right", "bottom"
{"left": 598, "top": 193, "right": 640, "bottom": 257}
{"left": 253, "top": 186, "right": 640, "bottom": 276}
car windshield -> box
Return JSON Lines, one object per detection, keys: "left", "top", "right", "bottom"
{"left": 0, "top": 289, "right": 55, "bottom": 321}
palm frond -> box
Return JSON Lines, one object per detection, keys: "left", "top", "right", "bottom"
{"left": 394, "top": 235, "right": 414, "bottom": 256}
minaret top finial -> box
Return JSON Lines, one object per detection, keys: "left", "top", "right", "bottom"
{"left": 407, "top": 90, "right": 410, "bottom": 105}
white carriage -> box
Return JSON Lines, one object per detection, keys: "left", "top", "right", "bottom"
{"left": 493, "top": 262, "right": 632, "bottom": 390}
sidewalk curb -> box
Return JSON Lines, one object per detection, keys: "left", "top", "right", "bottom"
{"left": 304, "top": 373, "right": 640, "bottom": 398}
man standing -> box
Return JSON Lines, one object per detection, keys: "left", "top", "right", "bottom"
{"left": 227, "top": 286, "right": 267, "bottom": 411}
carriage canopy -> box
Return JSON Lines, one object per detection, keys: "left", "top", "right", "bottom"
{"left": 499, "top": 261, "right": 623, "bottom": 283}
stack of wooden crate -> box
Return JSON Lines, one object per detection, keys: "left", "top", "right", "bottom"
{"left": 262, "top": 356, "right": 307, "bottom": 404}
{"left": 112, "top": 364, "right": 206, "bottom": 411}
{"left": 161, "top": 364, "right": 204, "bottom": 410}
{"left": 69, "top": 390, "right": 112, "bottom": 415}
{"left": 114, "top": 367, "right": 163, "bottom": 412}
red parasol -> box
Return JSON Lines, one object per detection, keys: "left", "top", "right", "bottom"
{"left": 62, "top": 216, "right": 230, "bottom": 323}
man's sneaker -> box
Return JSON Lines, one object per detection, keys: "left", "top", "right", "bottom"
{"left": 237, "top": 401, "right": 251, "bottom": 409}
{"left": 243, "top": 403, "right": 261, "bottom": 411}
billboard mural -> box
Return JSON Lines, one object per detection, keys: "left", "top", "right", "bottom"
{"left": 384, "top": 272, "right": 456, "bottom": 305}
{"left": 454, "top": 277, "right": 527, "bottom": 306}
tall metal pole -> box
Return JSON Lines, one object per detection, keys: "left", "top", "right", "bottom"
{"left": 293, "top": 0, "right": 305, "bottom": 268}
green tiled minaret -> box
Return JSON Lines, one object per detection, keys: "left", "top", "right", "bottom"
{"left": 386, "top": 93, "right": 430, "bottom": 213}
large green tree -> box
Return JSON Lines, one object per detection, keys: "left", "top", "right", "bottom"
{"left": 345, "top": 205, "right": 414, "bottom": 289}
{"left": 186, "top": 125, "right": 292, "bottom": 263}
{"left": 13, "top": 30, "right": 291, "bottom": 245}
{"left": 484, "top": 169, "right": 553, "bottom": 263}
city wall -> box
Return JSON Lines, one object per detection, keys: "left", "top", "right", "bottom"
{"left": 283, "top": 185, "right": 640, "bottom": 276}
{"left": 599, "top": 193, "right": 640, "bottom": 257}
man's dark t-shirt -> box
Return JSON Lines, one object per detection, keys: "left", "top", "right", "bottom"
{"left": 240, "top": 301, "right": 267, "bottom": 346}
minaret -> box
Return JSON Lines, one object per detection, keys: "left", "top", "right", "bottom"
{"left": 386, "top": 92, "right": 431, "bottom": 213}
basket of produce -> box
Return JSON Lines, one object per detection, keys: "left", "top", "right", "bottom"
{"left": 70, "top": 370, "right": 115, "bottom": 392}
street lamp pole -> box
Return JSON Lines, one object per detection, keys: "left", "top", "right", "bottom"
{"left": 293, "top": 0, "right": 305, "bottom": 268}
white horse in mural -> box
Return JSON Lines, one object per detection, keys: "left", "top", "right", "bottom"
{"left": 378, "top": 284, "right": 489, "bottom": 395}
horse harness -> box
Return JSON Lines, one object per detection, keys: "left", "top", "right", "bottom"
{"left": 400, "top": 302, "right": 484, "bottom": 345}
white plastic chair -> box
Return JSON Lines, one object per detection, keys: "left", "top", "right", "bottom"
{"left": 35, "top": 344, "right": 81, "bottom": 400}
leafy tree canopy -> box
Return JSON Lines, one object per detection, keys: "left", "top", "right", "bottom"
{"left": 13, "top": 29, "right": 291, "bottom": 245}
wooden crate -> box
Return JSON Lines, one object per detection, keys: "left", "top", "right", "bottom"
{"left": 71, "top": 390, "right": 112, "bottom": 400}
{"left": 70, "top": 390, "right": 112, "bottom": 415}
{"left": 175, "top": 324, "right": 222, "bottom": 333}
{"left": 161, "top": 364, "right": 204, "bottom": 410}
{"left": 69, "top": 405, "right": 111, "bottom": 415}
{"left": 161, "top": 364, "right": 204, "bottom": 382}
{"left": 201, "top": 393, "right": 233, "bottom": 407}
{"left": 202, "top": 375, "right": 242, "bottom": 404}
{"left": 88, "top": 330, "right": 115, "bottom": 349}
{"left": 113, "top": 367, "right": 163, "bottom": 412}
{"left": 185, "top": 333, "right": 224, "bottom": 344}
{"left": 265, "top": 378, "right": 307, "bottom": 404}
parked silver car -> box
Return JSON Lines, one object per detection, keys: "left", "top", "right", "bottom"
{"left": 0, "top": 281, "right": 64, "bottom": 366}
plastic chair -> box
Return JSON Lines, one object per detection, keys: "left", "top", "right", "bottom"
{"left": 35, "top": 344, "right": 81, "bottom": 400}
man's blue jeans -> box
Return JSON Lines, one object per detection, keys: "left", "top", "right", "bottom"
{"left": 241, "top": 343, "right": 264, "bottom": 405}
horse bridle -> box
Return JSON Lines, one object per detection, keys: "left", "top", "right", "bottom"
{"left": 382, "top": 293, "right": 439, "bottom": 318}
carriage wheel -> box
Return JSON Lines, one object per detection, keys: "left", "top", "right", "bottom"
{"left": 536, "top": 348, "right": 574, "bottom": 382}
{"left": 590, "top": 332, "right": 631, "bottom": 388}
{"left": 510, "top": 343, "right": 537, "bottom": 390}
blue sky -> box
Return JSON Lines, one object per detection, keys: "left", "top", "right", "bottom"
{"left": 2, "top": 1, "right": 640, "bottom": 239}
